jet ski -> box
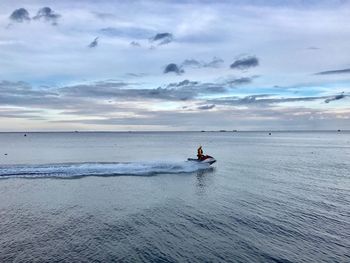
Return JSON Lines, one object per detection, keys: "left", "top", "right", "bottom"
{"left": 187, "top": 155, "right": 216, "bottom": 165}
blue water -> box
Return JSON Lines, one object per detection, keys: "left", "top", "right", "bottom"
{"left": 0, "top": 132, "right": 349, "bottom": 262}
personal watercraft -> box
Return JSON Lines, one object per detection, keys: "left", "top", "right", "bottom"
{"left": 187, "top": 155, "right": 216, "bottom": 165}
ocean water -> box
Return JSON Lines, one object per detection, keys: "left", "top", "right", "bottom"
{"left": 0, "top": 131, "right": 349, "bottom": 262}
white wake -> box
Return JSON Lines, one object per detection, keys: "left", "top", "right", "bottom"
{"left": 0, "top": 161, "right": 212, "bottom": 179}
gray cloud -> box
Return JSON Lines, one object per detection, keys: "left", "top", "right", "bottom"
{"left": 130, "top": 41, "right": 141, "bottom": 47}
{"left": 33, "top": 7, "right": 61, "bottom": 25}
{"left": 165, "top": 80, "right": 228, "bottom": 97}
{"left": 315, "top": 68, "right": 350, "bottom": 75}
{"left": 1, "top": 81, "right": 348, "bottom": 131}
{"left": 167, "top": 80, "right": 199, "bottom": 87}
{"left": 230, "top": 56, "right": 259, "bottom": 70}
{"left": 1, "top": 80, "right": 348, "bottom": 131}
{"left": 324, "top": 92, "right": 346, "bottom": 103}
{"left": 0, "top": 80, "right": 229, "bottom": 114}
{"left": 209, "top": 94, "right": 331, "bottom": 107}
{"left": 59, "top": 80, "right": 227, "bottom": 101}
{"left": 197, "top": 104, "right": 215, "bottom": 110}
{"left": 181, "top": 57, "right": 224, "bottom": 68}
{"left": 226, "top": 77, "right": 254, "bottom": 86}
{"left": 307, "top": 46, "right": 320, "bottom": 50}
{"left": 0, "top": 81, "right": 60, "bottom": 108}
{"left": 204, "top": 57, "right": 224, "bottom": 68}
{"left": 182, "top": 59, "right": 201, "bottom": 68}
{"left": 0, "top": 108, "right": 45, "bottom": 120}
{"left": 164, "top": 63, "right": 184, "bottom": 74}
{"left": 9, "top": 8, "right": 30, "bottom": 23}
{"left": 125, "top": 73, "right": 147, "bottom": 77}
{"left": 0, "top": 81, "right": 342, "bottom": 111}
{"left": 0, "top": 81, "right": 56, "bottom": 97}
{"left": 150, "top": 32, "right": 173, "bottom": 45}
{"left": 88, "top": 37, "right": 99, "bottom": 48}
{"left": 93, "top": 12, "right": 115, "bottom": 20}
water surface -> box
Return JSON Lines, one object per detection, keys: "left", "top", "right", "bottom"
{"left": 0, "top": 132, "right": 349, "bottom": 262}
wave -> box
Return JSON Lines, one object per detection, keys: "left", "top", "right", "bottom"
{"left": 0, "top": 161, "right": 213, "bottom": 179}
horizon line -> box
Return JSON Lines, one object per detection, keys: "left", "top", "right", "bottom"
{"left": 0, "top": 129, "right": 347, "bottom": 133}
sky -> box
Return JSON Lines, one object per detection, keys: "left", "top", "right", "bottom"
{"left": 0, "top": 0, "right": 349, "bottom": 131}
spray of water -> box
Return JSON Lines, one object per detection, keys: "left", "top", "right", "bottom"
{"left": 0, "top": 161, "right": 213, "bottom": 179}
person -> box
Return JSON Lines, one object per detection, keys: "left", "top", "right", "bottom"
{"left": 197, "top": 146, "right": 204, "bottom": 160}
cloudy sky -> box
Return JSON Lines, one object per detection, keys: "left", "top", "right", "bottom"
{"left": 0, "top": 0, "right": 349, "bottom": 131}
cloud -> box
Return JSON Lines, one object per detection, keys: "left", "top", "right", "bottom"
{"left": 203, "top": 57, "right": 224, "bottom": 68}
{"left": 324, "top": 92, "right": 346, "bottom": 103}
{"left": 130, "top": 41, "right": 141, "bottom": 47}
{"left": 0, "top": 80, "right": 229, "bottom": 114}
{"left": 1, "top": 80, "right": 349, "bottom": 131}
{"left": 230, "top": 56, "right": 259, "bottom": 70}
{"left": 0, "top": 80, "right": 344, "bottom": 121}
{"left": 307, "top": 46, "right": 320, "bottom": 50}
{"left": 92, "top": 12, "right": 115, "bottom": 20}
{"left": 197, "top": 104, "right": 215, "bottom": 110}
{"left": 181, "top": 57, "right": 224, "bottom": 68}
{"left": 88, "top": 37, "right": 99, "bottom": 48}
{"left": 315, "top": 68, "right": 350, "bottom": 75}
{"left": 182, "top": 59, "right": 201, "bottom": 68}
{"left": 209, "top": 94, "right": 331, "bottom": 107}
{"left": 58, "top": 80, "right": 227, "bottom": 101}
{"left": 226, "top": 77, "right": 254, "bottom": 86}
{"left": 150, "top": 32, "right": 173, "bottom": 45}
{"left": 0, "top": 81, "right": 60, "bottom": 108}
{"left": 9, "top": 8, "right": 30, "bottom": 23}
{"left": 33, "top": 7, "right": 61, "bottom": 25}
{"left": 33, "top": 80, "right": 212, "bottom": 104}
{"left": 164, "top": 63, "right": 184, "bottom": 74}
{"left": 126, "top": 73, "right": 147, "bottom": 77}
{"left": 167, "top": 80, "right": 198, "bottom": 87}
{"left": 0, "top": 108, "right": 45, "bottom": 120}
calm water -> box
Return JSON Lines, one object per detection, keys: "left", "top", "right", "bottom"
{"left": 0, "top": 132, "right": 349, "bottom": 262}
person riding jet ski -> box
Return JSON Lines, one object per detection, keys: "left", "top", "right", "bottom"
{"left": 197, "top": 146, "right": 204, "bottom": 160}
{"left": 188, "top": 146, "right": 216, "bottom": 165}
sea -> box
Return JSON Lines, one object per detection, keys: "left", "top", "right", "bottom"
{"left": 0, "top": 131, "right": 349, "bottom": 262}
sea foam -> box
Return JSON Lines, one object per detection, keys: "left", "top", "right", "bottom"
{"left": 0, "top": 161, "right": 212, "bottom": 179}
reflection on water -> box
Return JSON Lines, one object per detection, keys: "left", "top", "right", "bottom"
{"left": 195, "top": 167, "right": 214, "bottom": 194}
